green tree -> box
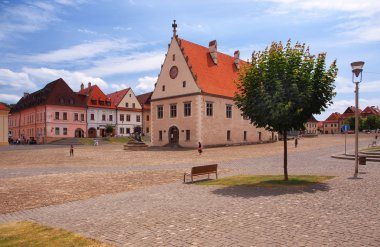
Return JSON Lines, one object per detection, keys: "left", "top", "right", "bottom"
{"left": 105, "top": 124, "right": 114, "bottom": 136}
{"left": 234, "top": 40, "right": 337, "bottom": 180}
{"left": 345, "top": 116, "right": 364, "bottom": 131}
{"left": 366, "top": 115, "right": 380, "bottom": 130}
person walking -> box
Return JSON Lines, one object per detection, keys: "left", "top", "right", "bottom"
{"left": 70, "top": 145, "right": 74, "bottom": 157}
{"left": 295, "top": 137, "right": 298, "bottom": 148}
{"left": 198, "top": 142, "right": 203, "bottom": 155}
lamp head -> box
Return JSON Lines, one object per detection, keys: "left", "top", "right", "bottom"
{"left": 351, "top": 61, "right": 365, "bottom": 77}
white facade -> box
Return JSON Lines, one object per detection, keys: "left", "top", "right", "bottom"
{"left": 87, "top": 107, "right": 117, "bottom": 137}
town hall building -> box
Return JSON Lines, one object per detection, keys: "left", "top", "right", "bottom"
{"left": 151, "top": 21, "right": 276, "bottom": 148}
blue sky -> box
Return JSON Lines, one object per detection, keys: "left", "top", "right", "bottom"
{"left": 0, "top": 0, "right": 379, "bottom": 120}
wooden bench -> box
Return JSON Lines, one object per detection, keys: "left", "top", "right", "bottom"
{"left": 183, "top": 164, "right": 218, "bottom": 183}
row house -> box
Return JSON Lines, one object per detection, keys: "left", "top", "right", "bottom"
{"left": 361, "top": 106, "right": 380, "bottom": 118}
{"left": 0, "top": 103, "right": 10, "bottom": 146}
{"left": 323, "top": 112, "right": 344, "bottom": 134}
{"left": 151, "top": 22, "right": 276, "bottom": 148}
{"left": 304, "top": 116, "right": 318, "bottom": 135}
{"left": 107, "top": 88, "right": 142, "bottom": 136}
{"left": 137, "top": 92, "right": 152, "bottom": 136}
{"left": 9, "top": 78, "right": 87, "bottom": 143}
{"left": 78, "top": 83, "right": 116, "bottom": 138}
{"left": 341, "top": 106, "right": 362, "bottom": 120}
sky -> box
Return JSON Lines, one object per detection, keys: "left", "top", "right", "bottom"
{"left": 0, "top": 0, "right": 379, "bottom": 120}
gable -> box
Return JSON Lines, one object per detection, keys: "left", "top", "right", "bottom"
{"left": 116, "top": 88, "right": 142, "bottom": 109}
{"left": 152, "top": 37, "right": 201, "bottom": 100}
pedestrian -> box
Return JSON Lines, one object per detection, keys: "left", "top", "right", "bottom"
{"left": 198, "top": 142, "right": 203, "bottom": 155}
{"left": 70, "top": 145, "right": 74, "bottom": 157}
{"left": 295, "top": 137, "right": 298, "bottom": 148}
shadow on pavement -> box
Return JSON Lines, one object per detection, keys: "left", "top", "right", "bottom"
{"left": 210, "top": 183, "right": 330, "bottom": 198}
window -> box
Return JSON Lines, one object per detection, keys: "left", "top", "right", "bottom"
{"left": 259, "top": 132, "right": 262, "bottom": 141}
{"left": 63, "top": 128, "right": 67, "bottom": 135}
{"left": 106, "top": 101, "right": 111, "bottom": 106}
{"left": 120, "top": 128, "right": 124, "bottom": 134}
{"left": 244, "top": 131, "right": 247, "bottom": 141}
{"left": 91, "top": 100, "right": 97, "bottom": 105}
{"left": 162, "top": 85, "right": 165, "bottom": 91}
{"left": 126, "top": 128, "right": 130, "bottom": 134}
{"left": 206, "top": 102, "right": 213, "bottom": 116}
{"left": 146, "top": 127, "right": 149, "bottom": 133}
{"left": 90, "top": 114, "right": 95, "bottom": 120}
{"left": 136, "top": 115, "right": 141, "bottom": 122}
{"left": 102, "top": 114, "right": 106, "bottom": 121}
{"left": 74, "top": 113, "right": 79, "bottom": 121}
{"left": 147, "top": 115, "right": 149, "bottom": 121}
{"left": 59, "top": 97, "right": 64, "bottom": 104}
{"left": 109, "top": 115, "right": 113, "bottom": 121}
{"left": 81, "top": 114, "right": 84, "bottom": 121}
{"left": 55, "top": 112, "right": 59, "bottom": 120}
{"left": 69, "top": 98, "right": 74, "bottom": 104}
{"left": 184, "top": 102, "right": 191, "bottom": 117}
{"left": 157, "top": 105, "right": 163, "bottom": 119}
{"left": 129, "top": 94, "right": 131, "bottom": 97}
{"left": 170, "top": 104, "right": 177, "bottom": 118}
{"left": 55, "top": 127, "right": 60, "bottom": 135}
{"left": 186, "top": 130, "right": 190, "bottom": 141}
{"left": 120, "top": 114, "right": 124, "bottom": 121}
{"left": 226, "top": 105, "right": 232, "bottom": 118}
{"left": 99, "top": 101, "right": 105, "bottom": 106}
{"left": 183, "top": 81, "right": 186, "bottom": 87}
{"left": 227, "top": 130, "right": 231, "bottom": 141}
{"left": 173, "top": 54, "right": 175, "bottom": 61}
{"left": 63, "top": 112, "right": 67, "bottom": 120}
{"left": 126, "top": 114, "right": 131, "bottom": 122}
{"left": 159, "top": 130, "right": 163, "bottom": 141}
{"left": 125, "top": 102, "right": 129, "bottom": 108}
{"left": 132, "top": 103, "right": 135, "bottom": 108}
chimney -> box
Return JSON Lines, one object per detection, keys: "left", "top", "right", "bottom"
{"left": 88, "top": 82, "right": 91, "bottom": 88}
{"left": 209, "top": 40, "right": 217, "bottom": 64}
{"left": 234, "top": 50, "right": 240, "bottom": 69}
{"left": 80, "top": 83, "right": 84, "bottom": 91}
{"left": 23, "top": 92, "right": 29, "bottom": 98}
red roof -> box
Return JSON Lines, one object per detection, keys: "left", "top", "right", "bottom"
{"left": 78, "top": 84, "right": 116, "bottom": 109}
{"left": 324, "top": 112, "right": 342, "bottom": 122}
{"left": 307, "top": 116, "right": 318, "bottom": 122}
{"left": 137, "top": 92, "right": 152, "bottom": 110}
{"left": 107, "top": 88, "right": 130, "bottom": 107}
{"left": 341, "top": 106, "right": 362, "bottom": 119}
{"left": 178, "top": 38, "right": 246, "bottom": 98}
{"left": 361, "top": 106, "right": 380, "bottom": 116}
{"left": 0, "top": 103, "right": 9, "bottom": 111}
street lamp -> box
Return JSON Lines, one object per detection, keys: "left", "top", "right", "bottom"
{"left": 351, "top": 61, "right": 364, "bottom": 175}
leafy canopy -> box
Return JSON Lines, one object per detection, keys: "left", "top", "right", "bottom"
{"left": 234, "top": 40, "right": 338, "bottom": 134}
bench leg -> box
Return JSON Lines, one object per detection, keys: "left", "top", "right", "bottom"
{"left": 191, "top": 175, "right": 193, "bottom": 183}
{"left": 183, "top": 173, "right": 186, "bottom": 183}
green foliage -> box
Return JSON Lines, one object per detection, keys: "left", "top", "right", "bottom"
{"left": 234, "top": 40, "right": 337, "bottom": 180}
{"left": 234, "top": 40, "right": 337, "bottom": 134}
{"left": 105, "top": 124, "right": 114, "bottom": 134}
{"left": 365, "top": 115, "right": 380, "bottom": 130}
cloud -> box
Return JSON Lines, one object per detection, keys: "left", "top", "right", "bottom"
{"left": 0, "top": 69, "right": 36, "bottom": 89}
{"left": 113, "top": 26, "right": 132, "bottom": 31}
{"left": 21, "top": 39, "right": 143, "bottom": 64}
{"left": 135, "top": 76, "right": 157, "bottom": 93}
{"left": 82, "top": 51, "right": 165, "bottom": 77}
{"left": 335, "top": 76, "right": 380, "bottom": 94}
{"left": 22, "top": 67, "right": 109, "bottom": 91}
{"left": 110, "top": 83, "right": 130, "bottom": 92}
{"left": 0, "top": 93, "right": 21, "bottom": 104}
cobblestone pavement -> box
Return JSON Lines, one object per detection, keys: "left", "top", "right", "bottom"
{"left": 1, "top": 143, "right": 379, "bottom": 246}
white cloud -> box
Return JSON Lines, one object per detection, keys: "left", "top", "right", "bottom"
{"left": 183, "top": 23, "right": 207, "bottom": 33}
{"left": 22, "top": 39, "right": 142, "bottom": 64}
{"left": 135, "top": 76, "right": 157, "bottom": 93}
{"left": 335, "top": 76, "right": 380, "bottom": 94}
{"left": 82, "top": 51, "right": 165, "bottom": 77}
{"left": 113, "top": 26, "right": 132, "bottom": 31}
{"left": 110, "top": 83, "right": 130, "bottom": 92}
{"left": 0, "top": 93, "right": 21, "bottom": 104}
{"left": 0, "top": 69, "right": 36, "bottom": 89}
{"left": 22, "top": 67, "right": 109, "bottom": 91}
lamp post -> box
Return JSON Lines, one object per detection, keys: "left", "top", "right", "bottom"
{"left": 351, "top": 61, "right": 364, "bottom": 175}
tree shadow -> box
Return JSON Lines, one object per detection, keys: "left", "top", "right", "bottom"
{"left": 210, "top": 182, "right": 331, "bottom": 198}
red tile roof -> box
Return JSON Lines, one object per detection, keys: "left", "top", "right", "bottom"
{"left": 0, "top": 103, "right": 10, "bottom": 111}
{"left": 361, "top": 106, "right": 380, "bottom": 116}
{"left": 341, "top": 106, "right": 362, "bottom": 119}
{"left": 324, "top": 112, "right": 342, "bottom": 122}
{"left": 137, "top": 92, "right": 153, "bottom": 110}
{"left": 178, "top": 38, "right": 246, "bottom": 98}
{"left": 307, "top": 116, "right": 318, "bottom": 122}
{"left": 78, "top": 85, "right": 116, "bottom": 109}
{"left": 107, "top": 88, "right": 130, "bottom": 107}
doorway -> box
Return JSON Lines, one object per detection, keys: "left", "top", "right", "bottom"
{"left": 88, "top": 128, "right": 97, "bottom": 138}
{"left": 168, "top": 126, "right": 179, "bottom": 145}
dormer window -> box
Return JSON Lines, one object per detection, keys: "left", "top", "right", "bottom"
{"left": 59, "top": 97, "right": 64, "bottom": 104}
{"left": 69, "top": 98, "right": 74, "bottom": 104}
{"left": 99, "top": 101, "right": 105, "bottom": 106}
{"left": 106, "top": 101, "right": 111, "bottom": 106}
{"left": 91, "top": 100, "right": 97, "bottom": 105}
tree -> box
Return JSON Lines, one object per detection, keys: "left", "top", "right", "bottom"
{"left": 345, "top": 116, "right": 364, "bottom": 131}
{"left": 105, "top": 124, "right": 114, "bottom": 136}
{"left": 234, "top": 40, "right": 337, "bottom": 180}
{"left": 366, "top": 115, "right": 380, "bottom": 130}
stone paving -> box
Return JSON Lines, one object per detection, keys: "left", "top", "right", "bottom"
{"left": 1, "top": 143, "right": 380, "bottom": 246}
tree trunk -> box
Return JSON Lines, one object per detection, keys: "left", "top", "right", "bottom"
{"left": 283, "top": 131, "right": 289, "bottom": 181}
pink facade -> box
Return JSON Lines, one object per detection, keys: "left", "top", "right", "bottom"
{"left": 9, "top": 105, "right": 86, "bottom": 143}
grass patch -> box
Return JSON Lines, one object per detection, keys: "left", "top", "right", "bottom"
{"left": 106, "top": 136, "right": 132, "bottom": 144}
{"left": 0, "top": 221, "right": 110, "bottom": 247}
{"left": 198, "top": 175, "right": 334, "bottom": 187}
{"left": 361, "top": 146, "right": 380, "bottom": 152}
{"left": 78, "top": 138, "right": 96, "bottom": 145}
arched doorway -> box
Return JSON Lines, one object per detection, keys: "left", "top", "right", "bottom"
{"left": 168, "top": 126, "right": 179, "bottom": 145}
{"left": 88, "top": 128, "right": 97, "bottom": 138}
{"left": 75, "top": 128, "right": 84, "bottom": 138}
